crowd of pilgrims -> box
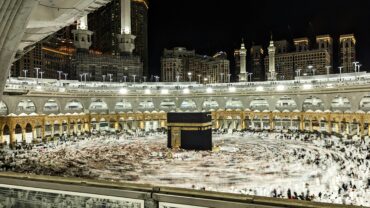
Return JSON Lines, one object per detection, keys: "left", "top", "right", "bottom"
{"left": 218, "top": 130, "right": 370, "bottom": 206}
{"left": 0, "top": 128, "right": 369, "bottom": 206}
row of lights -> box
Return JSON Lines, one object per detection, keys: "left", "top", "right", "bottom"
{"left": 118, "top": 84, "right": 317, "bottom": 95}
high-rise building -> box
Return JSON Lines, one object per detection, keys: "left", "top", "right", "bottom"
{"left": 161, "top": 47, "right": 229, "bottom": 83}
{"left": 88, "top": 0, "right": 148, "bottom": 76}
{"left": 339, "top": 34, "right": 356, "bottom": 73}
{"left": 11, "top": 43, "right": 43, "bottom": 78}
{"left": 293, "top": 37, "right": 309, "bottom": 52}
{"left": 264, "top": 35, "right": 334, "bottom": 80}
{"left": 250, "top": 45, "right": 264, "bottom": 81}
{"left": 131, "top": 0, "right": 149, "bottom": 76}
{"left": 72, "top": 13, "right": 143, "bottom": 82}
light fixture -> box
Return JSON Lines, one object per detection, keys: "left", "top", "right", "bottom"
{"left": 119, "top": 88, "right": 128, "bottom": 94}
{"left": 144, "top": 88, "right": 151, "bottom": 95}
{"left": 161, "top": 89, "right": 169, "bottom": 94}
{"left": 256, "top": 86, "right": 264, "bottom": 92}
{"left": 276, "top": 85, "right": 285, "bottom": 91}
{"left": 228, "top": 86, "right": 236, "bottom": 92}
{"left": 183, "top": 88, "right": 190, "bottom": 94}
{"left": 206, "top": 87, "right": 213, "bottom": 93}
{"left": 302, "top": 84, "right": 312, "bottom": 90}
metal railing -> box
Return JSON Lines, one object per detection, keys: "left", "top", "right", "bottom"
{"left": 0, "top": 172, "right": 358, "bottom": 208}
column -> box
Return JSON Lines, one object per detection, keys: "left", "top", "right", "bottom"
{"left": 51, "top": 125, "right": 55, "bottom": 137}
{"left": 299, "top": 119, "right": 304, "bottom": 131}
{"left": 9, "top": 130, "right": 15, "bottom": 147}
{"left": 114, "top": 122, "right": 119, "bottom": 131}
{"left": 139, "top": 121, "right": 145, "bottom": 130}
{"left": 327, "top": 120, "right": 332, "bottom": 133}
{"left": 32, "top": 129, "right": 37, "bottom": 143}
{"left": 309, "top": 120, "right": 313, "bottom": 132}
{"left": 360, "top": 120, "right": 365, "bottom": 137}
{"left": 22, "top": 128, "right": 26, "bottom": 143}
{"left": 346, "top": 123, "right": 350, "bottom": 135}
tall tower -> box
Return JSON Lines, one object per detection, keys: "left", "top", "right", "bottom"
{"left": 131, "top": 0, "right": 149, "bottom": 76}
{"left": 339, "top": 34, "right": 356, "bottom": 73}
{"left": 239, "top": 40, "right": 247, "bottom": 81}
{"left": 116, "top": 0, "right": 136, "bottom": 55}
{"left": 316, "top": 35, "right": 333, "bottom": 72}
{"left": 267, "top": 39, "right": 276, "bottom": 81}
{"left": 72, "top": 15, "right": 93, "bottom": 53}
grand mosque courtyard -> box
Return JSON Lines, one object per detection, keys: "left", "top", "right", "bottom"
{"left": 1, "top": 131, "right": 370, "bottom": 207}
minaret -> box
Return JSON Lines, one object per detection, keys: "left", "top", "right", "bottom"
{"left": 267, "top": 36, "right": 276, "bottom": 81}
{"left": 239, "top": 39, "right": 247, "bottom": 81}
{"left": 72, "top": 15, "right": 93, "bottom": 53}
{"left": 116, "top": 0, "right": 136, "bottom": 55}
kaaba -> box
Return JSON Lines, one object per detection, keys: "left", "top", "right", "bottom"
{"left": 167, "top": 112, "right": 212, "bottom": 150}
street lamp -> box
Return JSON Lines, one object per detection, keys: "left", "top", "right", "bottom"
{"left": 187, "top": 72, "right": 192, "bottom": 82}
{"left": 227, "top": 73, "right": 231, "bottom": 83}
{"left": 312, "top": 68, "right": 316, "bottom": 76}
{"left": 102, "top": 74, "right": 106, "bottom": 82}
{"left": 39, "top": 71, "right": 44, "bottom": 84}
{"left": 197, "top": 74, "right": 201, "bottom": 83}
{"left": 23, "top": 69, "right": 28, "bottom": 79}
{"left": 338, "top": 66, "right": 343, "bottom": 81}
{"left": 295, "top": 68, "right": 301, "bottom": 82}
{"left": 248, "top": 73, "right": 253, "bottom": 82}
{"left": 57, "top": 71, "right": 63, "bottom": 80}
{"left": 143, "top": 76, "right": 147, "bottom": 82}
{"left": 175, "top": 75, "right": 180, "bottom": 82}
{"left": 123, "top": 76, "right": 127, "bottom": 83}
{"left": 325, "top": 66, "right": 331, "bottom": 76}
{"left": 353, "top": 61, "right": 359, "bottom": 73}
{"left": 132, "top": 74, "right": 136, "bottom": 83}
{"left": 80, "top": 74, "right": 84, "bottom": 82}
{"left": 107, "top": 73, "right": 113, "bottom": 82}
{"left": 35, "top": 67, "right": 40, "bottom": 84}
{"left": 220, "top": 73, "right": 224, "bottom": 83}
{"left": 63, "top": 73, "right": 68, "bottom": 80}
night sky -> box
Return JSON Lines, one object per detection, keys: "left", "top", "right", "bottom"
{"left": 148, "top": 0, "right": 370, "bottom": 77}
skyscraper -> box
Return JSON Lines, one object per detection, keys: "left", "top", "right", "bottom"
{"left": 88, "top": 0, "right": 148, "bottom": 76}
{"left": 250, "top": 45, "right": 264, "bottom": 81}
{"left": 339, "top": 34, "right": 356, "bottom": 73}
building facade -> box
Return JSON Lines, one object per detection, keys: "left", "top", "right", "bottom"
{"left": 250, "top": 45, "right": 264, "bottom": 81}
{"left": 161, "top": 47, "right": 229, "bottom": 83}
{"left": 88, "top": 0, "right": 149, "bottom": 76}
{"left": 264, "top": 35, "right": 333, "bottom": 80}
{"left": 339, "top": 34, "right": 356, "bottom": 73}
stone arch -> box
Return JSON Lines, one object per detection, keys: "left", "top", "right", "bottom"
{"left": 138, "top": 99, "right": 155, "bottom": 111}
{"left": 43, "top": 99, "right": 60, "bottom": 113}
{"left": 159, "top": 99, "right": 176, "bottom": 111}
{"left": 2, "top": 125, "right": 10, "bottom": 144}
{"left": 14, "top": 124, "right": 22, "bottom": 143}
{"left": 65, "top": 99, "right": 84, "bottom": 112}
{"left": 302, "top": 96, "right": 324, "bottom": 111}
{"left": 16, "top": 99, "right": 36, "bottom": 114}
{"left": 89, "top": 98, "right": 109, "bottom": 114}
{"left": 115, "top": 99, "right": 133, "bottom": 112}
{"left": 250, "top": 97, "right": 269, "bottom": 111}
{"left": 359, "top": 94, "right": 370, "bottom": 112}
{"left": 202, "top": 98, "right": 219, "bottom": 110}
{"left": 180, "top": 99, "right": 197, "bottom": 111}
{"left": 275, "top": 95, "right": 297, "bottom": 111}
{"left": 0, "top": 101, "right": 8, "bottom": 115}
{"left": 331, "top": 96, "right": 351, "bottom": 112}
{"left": 225, "top": 98, "right": 243, "bottom": 110}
